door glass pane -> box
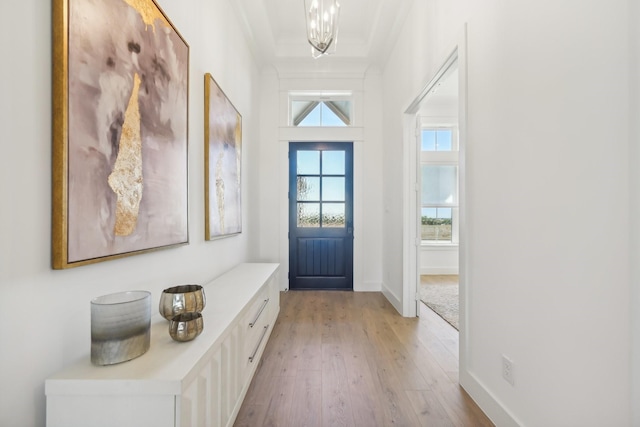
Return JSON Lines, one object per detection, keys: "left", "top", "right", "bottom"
{"left": 421, "top": 165, "right": 457, "bottom": 204}
{"left": 322, "top": 177, "right": 345, "bottom": 201}
{"left": 297, "top": 177, "right": 320, "bottom": 201}
{"left": 322, "top": 203, "right": 345, "bottom": 227}
{"left": 297, "top": 203, "right": 320, "bottom": 227}
{"left": 322, "top": 151, "right": 345, "bottom": 174}
{"left": 297, "top": 151, "right": 320, "bottom": 174}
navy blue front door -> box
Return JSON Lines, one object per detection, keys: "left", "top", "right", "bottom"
{"left": 289, "top": 142, "right": 353, "bottom": 290}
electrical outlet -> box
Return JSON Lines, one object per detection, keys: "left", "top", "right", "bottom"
{"left": 502, "top": 355, "right": 515, "bottom": 386}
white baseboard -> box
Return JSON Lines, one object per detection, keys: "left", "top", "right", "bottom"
{"left": 460, "top": 370, "right": 522, "bottom": 427}
{"left": 420, "top": 267, "right": 459, "bottom": 275}
{"left": 355, "top": 281, "right": 382, "bottom": 292}
{"left": 381, "top": 282, "right": 403, "bottom": 314}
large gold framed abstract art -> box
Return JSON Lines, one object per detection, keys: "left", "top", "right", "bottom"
{"left": 52, "top": 0, "right": 190, "bottom": 269}
{"left": 204, "top": 73, "right": 242, "bottom": 240}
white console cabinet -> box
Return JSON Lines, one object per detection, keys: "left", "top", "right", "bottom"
{"left": 46, "top": 263, "right": 280, "bottom": 427}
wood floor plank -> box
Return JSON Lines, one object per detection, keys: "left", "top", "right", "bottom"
{"left": 361, "top": 305, "right": 431, "bottom": 392}
{"left": 434, "top": 381, "right": 495, "bottom": 427}
{"left": 234, "top": 291, "right": 494, "bottom": 427}
{"left": 341, "top": 348, "right": 385, "bottom": 426}
{"left": 288, "top": 369, "right": 323, "bottom": 427}
{"left": 282, "top": 292, "right": 323, "bottom": 375}
{"left": 260, "top": 374, "right": 297, "bottom": 427}
{"left": 253, "top": 317, "right": 292, "bottom": 379}
{"left": 334, "top": 293, "right": 386, "bottom": 426}
{"left": 234, "top": 403, "right": 267, "bottom": 427}
{"left": 369, "top": 363, "right": 424, "bottom": 426}
{"left": 406, "top": 389, "right": 456, "bottom": 427}
{"left": 413, "top": 307, "right": 460, "bottom": 382}
{"left": 360, "top": 306, "right": 425, "bottom": 426}
{"left": 385, "top": 311, "right": 457, "bottom": 391}
{"left": 321, "top": 343, "right": 356, "bottom": 427}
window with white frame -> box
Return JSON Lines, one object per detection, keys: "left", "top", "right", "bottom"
{"left": 420, "top": 126, "right": 459, "bottom": 244}
{"left": 290, "top": 93, "right": 352, "bottom": 127}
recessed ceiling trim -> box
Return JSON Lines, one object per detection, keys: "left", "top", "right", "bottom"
{"left": 232, "top": 0, "right": 415, "bottom": 71}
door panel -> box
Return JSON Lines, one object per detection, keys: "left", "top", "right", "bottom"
{"left": 298, "top": 238, "right": 346, "bottom": 275}
{"left": 289, "top": 142, "right": 353, "bottom": 290}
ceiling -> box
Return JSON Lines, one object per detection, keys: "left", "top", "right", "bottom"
{"left": 230, "top": 0, "right": 415, "bottom": 74}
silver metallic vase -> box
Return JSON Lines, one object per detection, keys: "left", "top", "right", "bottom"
{"left": 159, "top": 284, "right": 206, "bottom": 320}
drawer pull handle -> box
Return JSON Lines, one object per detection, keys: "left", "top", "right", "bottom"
{"left": 249, "top": 324, "right": 270, "bottom": 363}
{"left": 249, "top": 298, "right": 269, "bottom": 328}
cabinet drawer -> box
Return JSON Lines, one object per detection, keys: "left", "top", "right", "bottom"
{"left": 47, "top": 395, "right": 175, "bottom": 427}
{"left": 240, "top": 292, "right": 271, "bottom": 373}
{"left": 242, "top": 289, "right": 270, "bottom": 340}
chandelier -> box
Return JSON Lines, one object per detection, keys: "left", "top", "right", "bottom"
{"left": 304, "top": 0, "right": 340, "bottom": 58}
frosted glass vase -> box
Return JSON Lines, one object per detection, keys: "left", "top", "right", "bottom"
{"left": 90, "top": 290, "right": 151, "bottom": 365}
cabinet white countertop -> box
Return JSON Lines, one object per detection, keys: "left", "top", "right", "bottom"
{"left": 46, "top": 263, "right": 279, "bottom": 397}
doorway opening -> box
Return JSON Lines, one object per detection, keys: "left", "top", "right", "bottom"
{"left": 403, "top": 45, "right": 465, "bottom": 326}
{"left": 415, "top": 65, "right": 460, "bottom": 329}
{"left": 288, "top": 141, "right": 354, "bottom": 290}
{"left": 416, "top": 58, "right": 460, "bottom": 330}
{"left": 401, "top": 27, "right": 470, "bottom": 407}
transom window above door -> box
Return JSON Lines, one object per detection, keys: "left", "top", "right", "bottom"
{"left": 289, "top": 92, "right": 352, "bottom": 127}
{"left": 421, "top": 128, "right": 454, "bottom": 151}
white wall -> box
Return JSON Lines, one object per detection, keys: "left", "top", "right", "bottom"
{"left": 630, "top": 0, "right": 640, "bottom": 424}
{"left": 0, "top": 0, "right": 260, "bottom": 425}
{"left": 257, "top": 71, "right": 384, "bottom": 292}
{"left": 420, "top": 246, "right": 458, "bottom": 275}
{"left": 382, "top": 0, "right": 632, "bottom": 425}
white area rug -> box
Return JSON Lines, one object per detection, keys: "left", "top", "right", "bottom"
{"left": 420, "top": 279, "right": 459, "bottom": 330}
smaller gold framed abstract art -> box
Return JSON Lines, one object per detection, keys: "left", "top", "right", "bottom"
{"left": 204, "top": 73, "right": 242, "bottom": 240}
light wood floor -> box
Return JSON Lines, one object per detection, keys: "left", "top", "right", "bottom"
{"left": 235, "top": 291, "right": 493, "bottom": 427}
{"left": 421, "top": 275, "right": 459, "bottom": 286}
